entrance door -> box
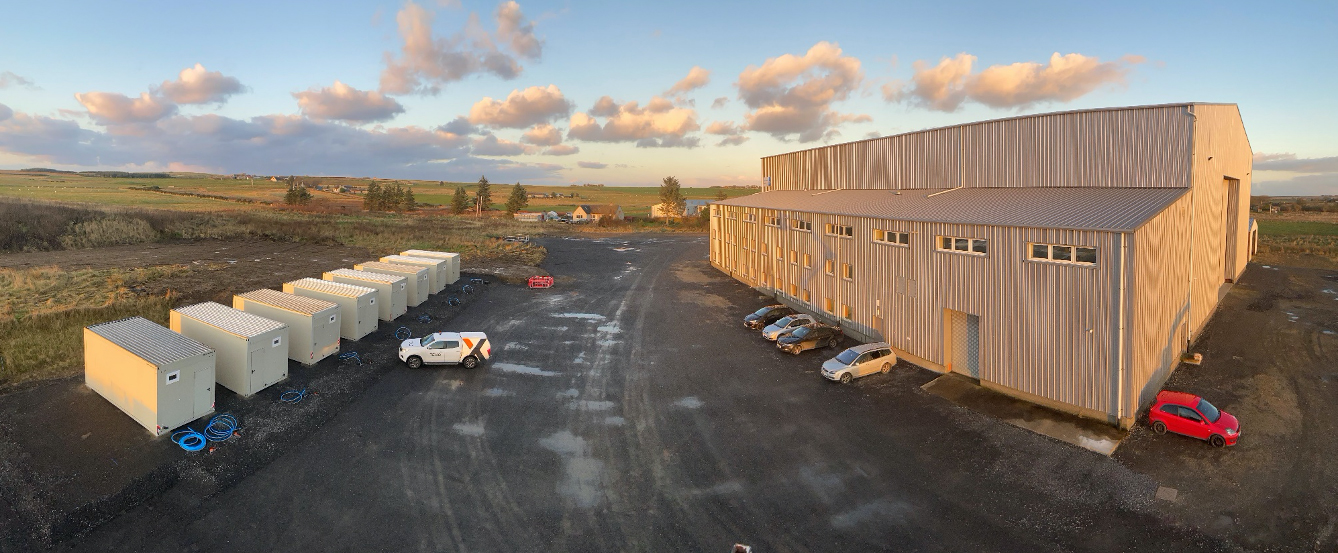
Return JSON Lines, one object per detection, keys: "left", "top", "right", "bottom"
{"left": 1224, "top": 178, "right": 1240, "bottom": 282}
{"left": 193, "top": 365, "right": 214, "bottom": 418}
{"left": 944, "top": 309, "right": 980, "bottom": 379}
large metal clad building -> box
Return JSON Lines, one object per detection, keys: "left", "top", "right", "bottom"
{"left": 711, "top": 103, "right": 1252, "bottom": 427}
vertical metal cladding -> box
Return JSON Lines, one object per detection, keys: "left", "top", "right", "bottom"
{"left": 762, "top": 104, "right": 1194, "bottom": 192}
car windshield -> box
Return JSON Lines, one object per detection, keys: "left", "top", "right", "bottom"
{"left": 834, "top": 349, "right": 859, "bottom": 364}
{"left": 791, "top": 327, "right": 811, "bottom": 338}
{"left": 418, "top": 336, "right": 433, "bottom": 347}
{"left": 773, "top": 316, "right": 795, "bottom": 327}
{"left": 1197, "top": 399, "right": 1222, "bottom": 423}
{"left": 752, "top": 307, "right": 772, "bottom": 316}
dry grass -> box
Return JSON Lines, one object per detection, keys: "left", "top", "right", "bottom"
{"left": 0, "top": 295, "right": 174, "bottom": 389}
{"left": 0, "top": 265, "right": 190, "bottom": 320}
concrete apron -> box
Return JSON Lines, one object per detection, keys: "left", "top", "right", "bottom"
{"left": 922, "top": 373, "right": 1128, "bottom": 456}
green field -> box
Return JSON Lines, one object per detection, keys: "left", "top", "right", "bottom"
{"left": 1257, "top": 219, "right": 1338, "bottom": 237}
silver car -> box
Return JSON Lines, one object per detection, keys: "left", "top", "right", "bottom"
{"left": 821, "top": 342, "right": 896, "bottom": 383}
{"left": 761, "top": 313, "right": 816, "bottom": 341}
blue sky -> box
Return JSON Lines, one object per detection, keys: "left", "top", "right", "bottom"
{"left": 0, "top": 1, "right": 1334, "bottom": 193}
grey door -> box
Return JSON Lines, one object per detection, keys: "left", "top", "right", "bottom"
{"left": 947, "top": 310, "right": 981, "bottom": 379}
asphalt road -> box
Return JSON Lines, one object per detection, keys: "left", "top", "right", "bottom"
{"left": 63, "top": 234, "right": 1234, "bottom": 552}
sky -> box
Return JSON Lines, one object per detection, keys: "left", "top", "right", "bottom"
{"left": 0, "top": 1, "right": 1335, "bottom": 194}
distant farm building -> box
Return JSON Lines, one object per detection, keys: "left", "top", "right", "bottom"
{"left": 711, "top": 103, "right": 1254, "bottom": 429}
{"left": 573, "top": 204, "right": 623, "bottom": 222}
{"left": 513, "top": 211, "right": 546, "bottom": 222}
{"left": 652, "top": 199, "right": 711, "bottom": 218}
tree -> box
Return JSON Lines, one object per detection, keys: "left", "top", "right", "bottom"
{"left": 451, "top": 186, "right": 470, "bottom": 214}
{"left": 659, "top": 176, "right": 685, "bottom": 218}
{"left": 505, "top": 182, "right": 528, "bottom": 215}
{"left": 284, "top": 181, "right": 311, "bottom": 205}
{"left": 476, "top": 175, "right": 492, "bottom": 212}
{"left": 384, "top": 182, "right": 405, "bottom": 211}
{"left": 714, "top": 188, "right": 728, "bottom": 201}
{"left": 364, "top": 181, "right": 382, "bottom": 211}
{"left": 401, "top": 186, "right": 416, "bottom": 211}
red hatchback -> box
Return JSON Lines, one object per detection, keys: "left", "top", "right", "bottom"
{"left": 1147, "top": 391, "right": 1240, "bottom": 447}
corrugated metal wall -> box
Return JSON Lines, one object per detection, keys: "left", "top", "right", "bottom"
{"left": 711, "top": 204, "right": 1120, "bottom": 416}
{"left": 762, "top": 105, "right": 1194, "bottom": 192}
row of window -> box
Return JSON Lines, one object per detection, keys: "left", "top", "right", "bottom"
{"left": 1030, "top": 242, "right": 1097, "bottom": 265}
{"left": 781, "top": 284, "right": 853, "bottom": 319}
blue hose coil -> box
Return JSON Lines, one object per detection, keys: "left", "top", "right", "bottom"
{"left": 394, "top": 327, "right": 412, "bottom": 340}
{"left": 280, "top": 388, "right": 307, "bottom": 404}
{"left": 338, "top": 351, "right": 362, "bottom": 365}
{"left": 172, "top": 428, "right": 206, "bottom": 451}
{"left": 204, "top": 414, "right": 239, "bottom": 442}
{"left": 417, "top": 314, "right": 432, "bottom": 323}
{"left": 447, "top": 296, "right": 461, "bottom": 306}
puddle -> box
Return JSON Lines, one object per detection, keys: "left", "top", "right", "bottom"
{"left": 483, "top": 388, "right": 514, "bottom": 397}
{"left": 452, "top": 422, "right": 485, "bottom": 437}
{"left": 552, "top": 313, "right": 607, "bottom": 321}
{"left": 603, "top": 416, "right": 626, "bottom": 426}
{"left": 674, "top": 396, "right": 704, "bottom": 409}
{"left": 539, "top": 431, "right": 606, "bottom": 508}
{"left": 493, "top": 363, "right": 559, "bottom": 376}
{"left": 569, "top": 400, "right": 616, "bottom": 411}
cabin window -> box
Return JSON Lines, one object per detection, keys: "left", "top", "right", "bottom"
{"left": 937, "top": 235, "right": 988, "bottom": 256}
{"left": 874, "top": 229, "right": 910, "bottom": 246}
{"left": 825, "top": 224, "right": 853, "bottom": 237}
{"left": 1029, "top": 242, "right": 1098, "bottom": 266}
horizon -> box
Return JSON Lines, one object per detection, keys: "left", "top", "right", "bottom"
{"left": 1, "top": 1, "right": 1334, "bottom": 193}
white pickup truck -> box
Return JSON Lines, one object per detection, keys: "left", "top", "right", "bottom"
{"left": 399, "top": 331, "right": 492, "bottom": 369}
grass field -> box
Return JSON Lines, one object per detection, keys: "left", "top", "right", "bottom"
{"left": 1254, "top": 213, "right": 1338, "bottom": 269}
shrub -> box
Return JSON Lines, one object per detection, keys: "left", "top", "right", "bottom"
{"left": 58, "top": 217, "right": 158, "bottom": 249}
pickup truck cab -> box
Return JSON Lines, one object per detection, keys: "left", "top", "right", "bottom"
{"left": 761, "top": 314, "right": 816, "bottom": 341}
{"left": 399, "top": 331, "right": 492, "bottom": 369}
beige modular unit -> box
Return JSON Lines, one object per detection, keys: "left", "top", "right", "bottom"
{"left": 233, "top": 289, "right": 341, "bottom": 366}
{"left": 283, "top": 278, "right": 378, "bottom": 341}
{"left": 401, "top": 250, "right": 460, "bottom": 284}
{"left": 171, "top": 302, "right": 289, "bottom": 398}
{"left": 379, "top": 255, "right": 447, "bottom": 294}
{"left": 84, "top": 317, "right": 217, "bottom": 436}
{"left": 354, "top": 261, "right": 430, "bottom": 306}
{"left": 324, "top": 268, "right": 407, "bottom": 321}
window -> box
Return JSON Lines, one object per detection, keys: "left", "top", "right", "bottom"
{"left": 789, "top": 250, "right": 798, "bottom": 264}
{"left": 744, "top": 213, "right": 757, "bottom": 223}
{"left": 874, "top": 229, "right": 910, "bottom": 246}
{"left": 937, "top": 235, "right": 987, "bottom": 255}
{"left": 775, "top": 246, "right": 783, "bottom": 259}
{"left": 802, "top": 289, "right": 811, "bottom": 302}
{"left": 803, "top": 254, "right": 812, "bottom": 268}
{"left": 824, "top": 259, "right": 835, "bottom": 275}
{"left": 775, "top": 276, "right": 783, "bottom": 289}
{"left": 841, "top": 304, "right": 852, "bottom": 319}
{"left": 1178, "top": 407, "right": 1203, "bottom": 423}
{"left": 728, "top": 211, "right": 737, "bottom": 220}
{"left": 765, "top": 216, "right": 779, "bottom": 227}
{"left": 789, "top": 284, "right": 798, "bottom": 297}
{"left": 791, "top": 219, "right": 812, "bottom": 232}
{"left": 841, "top": 263, "right": 853, "bottom": 280}
{"left": 824, "top": 297, "right": 834, "bottom": 313}
{"left": 825, "top": 223, "right": 854, "bottom": 237}
{"left": 1029, "top": 242, "right": 1097, "bottom": 266}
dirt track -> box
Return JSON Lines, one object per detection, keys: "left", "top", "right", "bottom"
{"left": 0, "top": 240, "right": 374, "bottom": 304}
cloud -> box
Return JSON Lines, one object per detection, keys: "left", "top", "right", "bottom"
{"left": 471, "top": 133, "right": 535, "bottom": 156}
{"left": 157, "top": 64, "right": 245, "bottom": 104}
{"left": 0, "top": 105, "right": 558, "bottom": 181}
{"left": 1254, "top": 174, "right": 1338, "bottom": 196}
{"left": 737, "top": 41, "right": 869, "bottom": 142}
{"left": 0, "top": 71, "right": 36, "bottom": 90}
{"left": 705, "top": 120, "right": 748, "bottom": 146}
{"left": 495, "top": 1, "right": 541, "bottom": 59}
{"left": 521, "top": 123, "right": 562, "bottom": 146}
{"left": 0, "top": 102, "right": 11, "bottom": 122}
{"left": 542, "top": 144, "right": 578, "bottom": 156}
{"left": 379, "top": 1, "right": 542, "bottom": 94}
{"left": 716, "top": 135, "right": 748, "bottom": 147}
{"left": 567, "top": 95, "right": 700, "bottom": 148}
{"left": 577, "top": 161, "right": 607, "bottom": 169}
{"left": 439, "top": 115, "right": 480, "bottom": 135}
{"left": 885, "top": 52, "right": 1141, "bottom": 112}
{"left": 74, "top": 91, "right": 177, "bottom": 125}
{"left": 666, "top": 66, "right": 710, "bottom": 96}
{"left": 1253, "top": 153, "right": 1338, "bottom": 173}
{"left": 711, "top": 96, "right": 728, "bottom": 109}
{"left": 468, "top": 84, "right": 571, "bottom": 128}
{"left": 294, "top": 80, "right": 405, "bottom": 123}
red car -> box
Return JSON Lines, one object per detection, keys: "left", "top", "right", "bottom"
{"left": 1147, "top": 391, "right": 1240, "bottom": 447}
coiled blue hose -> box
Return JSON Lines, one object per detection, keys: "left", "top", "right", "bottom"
{"left": 339, "top": 351, "right": 362, "bottom": 365}
{"left": 417, "top": 314, "right": 432, "bottom": 323}
{"left": 447, "top": 296, "right": 461, "bottom": 306}
{"left": 280, "top": 388, "right": 307, "bottom": 404}
{"left": 204, "top": 414, "right": 238, "bottom": 442}
{"left": 172, "top": 428, "right": 206, "bottom": 451}
{"left": 395, "top": 327, "right": 412, "bottom": 340}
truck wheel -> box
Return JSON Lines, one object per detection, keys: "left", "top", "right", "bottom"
{"left": 1151, "top": 421, "right": 1166, "bottom": 435}
{"left": 406, "top": 356, "right": 423, "bottom": 369}
{"left": 1209, "top": 434, "right": 1226, "bottom": 448}
{"left": 840, "top": 373, "right": 853, "bottom": 384}
{"left": 461, "top": 356, "right": 479, "bottom": 369}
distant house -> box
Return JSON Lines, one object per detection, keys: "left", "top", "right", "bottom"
{"left": 573, "top": 204, "right": 623, "bottom": 222}
{"left": 546, "top": 211, "right": 560, "bottom": 220}
{"left": 651, "top": 199, "right": 711, "bottom": 218}
{"left": 513, "top": 211, "right": 545, "bottom": 222}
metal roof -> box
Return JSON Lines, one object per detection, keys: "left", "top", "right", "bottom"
{"left": 326, "top": 268, "right": 406, "bottom": 285}
{"left": 286, "top": 278, "right": 376, "bottom": 298}
{"left": 86, "top": 316, "right": 214, "bottom": 367}
{"left": 715, "top": 187, "right": 1187, "bottom": 232}
{"left": 236, "top": 288, "right": 338, "bottom": 315}
{"left": 401, "top": 250, "right": 458, "bottom": 260}
{"left": 355, "top": 261, "right": 426, "bottom": 275}
{"left": 381, "top": 255, "right": 446, "bottom": 267}
{"left": 173, "top": 302, "right": 287, "bottom": 338}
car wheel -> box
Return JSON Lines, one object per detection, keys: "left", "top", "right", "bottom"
{"left": 880, "top": 363, "right": 891, "bottom": 375}
{"left": 406, "top": 356, "right": 423, "bottom": 369}
{"left": 839, "top": 373, "right": 853, "bottom": 384}
{"left": 1209, "top": 434, "right": 1225, "bottom": 448}
{"left": 1151, "top": 420, "right": 1166, "bottom": 435}
{"left": 828, "top": 337, "right": 839, "bottom": 348}
{"left": 461, "top": 356, "right": 479, "bottom": 369}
